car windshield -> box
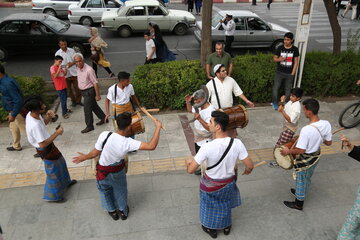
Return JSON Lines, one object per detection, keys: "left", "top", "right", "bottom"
{"left": 211, "top": 11, "right": 223, "bottom": 28}
{"left": 42, "top": 15, "right": 69, "bottom": 33}
{"left": 117, "top": 4, "right": 125, "bottom": 14}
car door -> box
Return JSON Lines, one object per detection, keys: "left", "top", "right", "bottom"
{"left": 232, "top": 17, "right": 247, "bottom": 47}
{"left": 147, "top": 5, "right": 170, "bottom": 31}
{"left": 125, "top": 6, "right": 147, "bottom": 31}
{"left": 0, "top": 20, "right": 31, "bottom": 55}
{"left": 50, "top": 0, "right": 73, "bottom": 16}
{"left": 85, "top": 0, "right": 104, "bottom": 22}
{"left": 104, "top": 0, "right": 121, "bottom": 13}
{"left": 28, "top": 21, "right": 58, "bottom": 53}
{"left": 246, "top": 17, "right": 273, "bottom": 47}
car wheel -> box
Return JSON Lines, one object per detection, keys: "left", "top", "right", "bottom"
{"left": 44, "top": 8, "right": 57, "bottom": 17}
{"left": 0, "top": 47, "right": 8, "bottom": 61}
{"left": 69, "top": 43, "right": 84, "bottom": 54}
{"left": 271, "top": 40, "right": 283, "bottom": 53}
{"left": 173, "top": 23, "right": 188, "bottom": 36}
{"left": 80, "top": 17, "right": 93, "bottom": 26}
{"left": 118, "top": 26, "right": 132, "bottom": 38}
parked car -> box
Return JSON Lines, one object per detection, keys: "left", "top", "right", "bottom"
{"left": 0, "top": 13, "right": 91, "bottom": 61}
{"left": 68, "top": 0, "right": 122, "bottom": 26}
{"left": 194, "top": 8, "right": 290, "bottom": 52}
{"left": 32, "top": 0, "right": 80, "bottom": 17}
{"left": 101, "top": 0, "right": 196, "bottom": 37}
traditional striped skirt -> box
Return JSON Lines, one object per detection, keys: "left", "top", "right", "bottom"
{"left": 337, "top": 186, "right": 360, "bottom": 240}
{"left": 275, "top": 128, "right": 295, "bottom": 147}
{"left": 295, "top": 162, "right": 318, "bottom": 201}
{"left": 43, "top": 155, "right": 72, "bottom": 201}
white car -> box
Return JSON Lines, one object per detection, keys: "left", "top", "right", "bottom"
{"left": 101, "top": 0, "right": 196, "bottom": 37}
{"left": 68, "top": 0, "right": 122, "bottom": 26}
{"left": 32, "top": 0, "right": 79, "bottom": 17}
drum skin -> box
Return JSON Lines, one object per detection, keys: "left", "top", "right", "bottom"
{"left": 128, "top": 112, "right": 145, "bottom": 136}
{"left": 273, "top": 136, "right": 299, "bottom": 170}
{"left": 220, "top": 105, "right": 248, "bottom": 129}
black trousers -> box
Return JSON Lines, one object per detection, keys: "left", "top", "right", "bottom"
{"left": 252, "top": 0, "right": 257, "bottom": 5}
{"left": 225, "top": 36, "right": 234, "bottom": 55}
{"left": 81, "top": 87, "right": 106, "bottom": 129}
{"left": 92, "top": 62, "right": 112, "bottom": 77}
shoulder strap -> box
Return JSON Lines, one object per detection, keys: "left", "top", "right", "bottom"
{"left": 113, "top": 84, "right": 117, "bottom": 119}
{"left": 309, "top": 124, "right": 323, "bottom": 140}
{"left": 207, "top": 138, "right": 234, "bottom": 170}
{"left": 102, "top": 132, "right": 113, "bottom": 150}
{"left": 212, "top": 78, "right": 221, "bottom": 109}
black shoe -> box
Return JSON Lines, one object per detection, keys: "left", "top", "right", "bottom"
{"left": 34, "top": 152, "right": 41, "bottom": 158}
{"left": 224, "top": 226, "right": 231, "bottom": 235}
{"left": 81, "top": 127, "right": 94, "bottom": 133}
{"left": 290, "top": 188, "right": 296, "bottom": 196}
{"left": 202, "top": 225, "right": 217, "bottom": 239}
{"left": 49, "top": 197, "right": 67, "bottom": 203}
{"left": 283, "top": 199, "right": 303, "bottom": 211}
{"left": 118, "top": 205, "right": 129, "bottom": 220}
{"left": 6, "top": 146, "right": 22, "bottom": 151}
{"left": 71, "top": 102, "right": 77, "bottom": 107}
{"left": 68, "top": 180, "right": 77, "bottom": 188}
{"left": 108, "top": 211, "right": 120, "bottom": 221}
{"left": 96, "top": 120, "right": 105, "bottom": 126}
{"left": 267, "top": 4, "right": 270, "bottom": 9}
{"left": 195, "top": 169, "right": 201, "bottom": 176}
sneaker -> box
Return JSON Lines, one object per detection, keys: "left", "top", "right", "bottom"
{"left": 269, "top": 161, "right": 279, "bottom": 167}
{"left": 271, "top": 102, "right": 278, "bottom": 111}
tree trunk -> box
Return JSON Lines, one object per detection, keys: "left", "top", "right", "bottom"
{"left": 323, "top": 0, "right": 341, "bottom": 54}
{"left": 200, "top": 0, "right": 213, "bottom": 67}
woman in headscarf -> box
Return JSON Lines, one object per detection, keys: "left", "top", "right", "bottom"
{"left": 88, "top": 27, "right": 115, "bottom": 78}
{"left": 148, "top": 23, "right": 176, "bottom": 63}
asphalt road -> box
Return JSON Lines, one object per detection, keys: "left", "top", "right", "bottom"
{"left": 0, "top": 2, "right": 358, "bottom": 81}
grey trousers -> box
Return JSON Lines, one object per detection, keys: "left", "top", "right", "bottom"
{"left": 81, "top": 87, "right": 106, "bottom": 129}
{"left": 272, "top": 71, "right": 294, "bottom": 104}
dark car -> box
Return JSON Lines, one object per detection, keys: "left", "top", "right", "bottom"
{"left": 0, "top": 13, "right": 91, "bottom": 61}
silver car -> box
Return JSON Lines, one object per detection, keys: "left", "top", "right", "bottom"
{"left": 194, "top": 8, "right": 290, "bottom": 52}
{"left": 32, "top": 0, "right": 80, "bottom": 17}
{"left": 68, "top": 0, "right": 122, "bottom": 26}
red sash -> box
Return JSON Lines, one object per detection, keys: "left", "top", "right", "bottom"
{"left": 96, "top": 161, "right": 125, "bottom": 181}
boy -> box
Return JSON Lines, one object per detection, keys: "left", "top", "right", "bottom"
{"left": 269, "top": 87, "right": 303, "bottom": 167}
{"left": 50, "top": 55, "right": 72, "bottom": 119}
{"left": 144, "top": 31, "right": 157, "bottom": 64}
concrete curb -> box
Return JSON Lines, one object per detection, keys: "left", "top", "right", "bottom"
{"left": 0, "top": 1, "right": 31, "bottom": 7}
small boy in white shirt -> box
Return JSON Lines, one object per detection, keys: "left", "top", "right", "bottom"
{"left": 144, "top": 31, "right": 157, "bottom": 64}
{"left": 270, "top": 87, "right": 303, "bottom": 167}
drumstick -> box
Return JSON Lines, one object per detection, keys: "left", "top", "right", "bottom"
{"left": 140, "top": 107, "right": 166, "bottom": 130}
{"left": 145, "top": 108, "right": 160, "bottom": 112}
{"left": 332, "top": 127, "right": 344, "bottom": 135}
{"left": 253, "top": 160, "right": 267, "bottom": 168}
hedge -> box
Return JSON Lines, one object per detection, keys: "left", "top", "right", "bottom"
{"left": 132, "top": 51, "right": 360, "bottom": 110}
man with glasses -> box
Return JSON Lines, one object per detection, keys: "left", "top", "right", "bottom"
{"left": 206, "top": 42, "right": 233, "bottom": 80}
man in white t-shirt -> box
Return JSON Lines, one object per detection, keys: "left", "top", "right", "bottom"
{"left": 24, "top": 96, "right": 76, "bottom": 202}
{"left": 281, "top": 98, "right": 332, "bottom": 210}
{"left": 72, "top": 112, "right": 162, "bottom": 221}
{"left": 144, "top": 31, "right": 157, "bottom": 64}
{"left": 186, "top": 111, "right": 254, "bottom": 238}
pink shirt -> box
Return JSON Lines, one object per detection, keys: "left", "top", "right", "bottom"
{"left": 76, "top": 63, "right": 98, "bottom": 90}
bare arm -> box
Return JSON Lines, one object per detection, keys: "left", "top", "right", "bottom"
{"left": 281, "top": 147, "right": 305, "bottom": 156}
{"left": 239, "top": 94, "right": 255, "bottom": 108}
{"left": 278, "top": 105, "right": 291, "bottom": 122}
{"left": 228, "top": 63, "right": 233, "bottom": 77}
{"left": 194, "top": 113, "right": 210, "bottom": 131}
{"left": 206, "top": 64, "right": 212, "bottom": 79}
{"left": 291, "top": 56, "right": 299, "bottom": 75}
{"left": 105, "top": 98, "right": 111, "bottom": 121}
{"left": 147, "top": 47, "right": 156, "bottom": 60}
{"left": 139, "top": 119, "right": 162, "bottom": 150}
{"left": 185, "top": 156, "right": 200, "bottom": 174}
{"left": 94, "top": 83, "right": 101, "bottom": 101}
{"left": 38, "top": 127, "right": 63, "bottom": 148}
{"left": 184, "top": 95, "right": 192, "bottom": 113}
{"left": 44, "top": 110, "right": 55, "bottom": 125}
{"left": 131, "top": 95, "right": 142, "bottom": 109}
{"left": 273, "top": 55, "right": 285, "bottom": 62}
{"left": 241, "top": 156, "right": 254, "bottom": 175}
{"left": 72, "top": 148, "right": 101, "bottom": 164}
{"left": 323, "top": 140, "right": 332, "bottom": 146}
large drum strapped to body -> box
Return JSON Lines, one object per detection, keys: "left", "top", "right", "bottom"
{"left": 273, "top": 136, "right": 299, "bottom": 170}
{"left": 128, "top": 111, "right": 145, "bottom": 136}
{"left": 219, "top": 105, "right": 249, "bottom": 129}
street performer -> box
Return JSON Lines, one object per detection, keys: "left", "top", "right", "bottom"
{"left": 24, "top": 96, "right": 77, "bottom": 202}
{"left": 72, "top": 112, "right": 162, "bottom": 221}
{"left": 186, "top": 111, "right": 254, "bottom": 238}
{"left": 281, "top": 98, "right": 332, "bottom": 210}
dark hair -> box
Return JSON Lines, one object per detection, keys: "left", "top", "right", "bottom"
{"left": 302, "top": 98, "right": 319, "bottom": 115}
{"left": 116, "top": 112, "right": 132, "bottom": 130}
{"left": 24, "top": 96, "right": 43, "bottom": 112}
{"left": 215, "top": 42, "right": 224, "bottom": 47}
{"left": 284, "top": 32, "right": 294, "bottom": 40}
{"left": 151, "top": 23, "right": 165, "bottom": 44}
{"left": 290, "top": 87, "right": 303, "bottom": 98}
{"left": 54, "top": 55, "right": 63, "bottom": 61}
{"left": 0, "top": 64, "right": 5, "bottom": 74}
{"left": 211, "top": 111, "right": 229, "bottom": 131}
{"left": 58, "top": 38, "right": 67, "bottom": 44}
{"left": 144, "top": 31, "right": 151, "bottom": 36}
{"left": 215, "top": 64, "right": 225, "bottom": 74}
{"left": 117, "top": 71, "right": 130, "bottom": 81}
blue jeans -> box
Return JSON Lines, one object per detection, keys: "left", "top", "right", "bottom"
{"left": 57, "top": 89, "right": 68, "bottom": 116}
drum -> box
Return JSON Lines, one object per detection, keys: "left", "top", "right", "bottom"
{"left": 220, "top": 105, "right": 248, "bottom": 129}
{"left": 273, "top": 136, "right": 298, "bottom": 170}
{"left": 128, "top": 111, "right": 145, "bottom": 136}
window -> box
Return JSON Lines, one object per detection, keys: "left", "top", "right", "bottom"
{"left": 86, "top": 0, "right": 102, "bottom": 8}
{"left": 247, "top": 17, "right": 268, "bottom": 31}
{"left": 234, "top": 17, "right": 245, "bottom": 30}
{"left": 104, "top": 0, "right": 120, "bottom": 8}
{"left": 211, "top": 11, "right": 223, "bottom": 28}
{"left": 0, "top": 21, "right": 26, "bottom": 34}
{"left": 126, "top": 6, "right": 145, "bottom": 16}
{"left": 148, "top": 6, "right": 163, "bottom": 15}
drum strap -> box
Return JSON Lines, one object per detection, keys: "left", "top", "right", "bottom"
{"left": 114, "top": 84, "right": 117, "bottom": 119}
{"left": 102, "top": 132, "right": 113, "bottom": 150}
{"left": 212, "top": 79, "right": 221, "bottom": 109}
{"left": 207, "top": 138, "right": 234, "bottom": 170}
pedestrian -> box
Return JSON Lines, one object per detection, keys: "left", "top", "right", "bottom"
{"left": 50, "top": 55, "right": 72, "bottom": 119}
{"left": 185, "top": 110, "right": 254, "bottom": 238}
{"left": 269, "top": 87, "right": 303, "bottom": 167}
{"left": 73, "top": 53, "right": 107, "bottom": 134}
{"left": 55, "top": 39, "right": 82, "bottom": 107}
{"left": 281, "top": 98, "right": 332, "bottom": 210}
{"left": 252, "top": 0, "right": 256, "bottom": 5}
{"left": 337, "top": 135, "right": 360, "bottom": 240}
{"left": 24, "top": 96, "right": 77, "bottom": 202}
{"left": 220, "top": 14, "right": 235, "bottom": 57}
{"left": 195, "top": 0, "right": 202, "bottom": 15}
{"left": 272, "top": 32, "right": 299, "bottom": 110}
{"left": 89, "top": 27, "right": 115, "bottom": 78}
{"left": 148, "top": 23, "right": 176, "bottom": 62}
{"left": 72, "top": 112, "right": 163, "bottom": 220}
{"left": 185, "top": 89, "right": 216, "bottom": 175}
{"left": 341, "top": 0, "right": 359, "bottom": 20}
{"left": 356, "top": 2, "right": 360, "bottom": 19}
{"left": 143, "top": 31, "right": 157, "bottom": 64}
{"left": 267, "top": 0, "right": 272, "bottom": 9}
{"left": 206, "top": 42, "right": 233, "bottom": 79}
{"left": 334, "top": 0, "right": 341, "bottom": 15}
{"left": 0, "top": 64, "right": 27, "bottom": 152}
{"left": 188, "top": 0, "right": 194, "bottom": 12}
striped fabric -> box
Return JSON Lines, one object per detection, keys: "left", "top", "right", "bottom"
{"left": 200, "top": 181, "right": 241, "bottom": 229}
{"left": 200, "top": 173, "right": 236, "bottom": 192}
{"left": 337, "top": 187, "right": 360, "bottom": 240}
{"left": 295, "top": 162, "right": 318, "bottom": 201}
{"left": 43, "top": 156, "right": 72, "bottom": 201}
{"left": 275, "top": 128, "right": 295, "bottom": 147}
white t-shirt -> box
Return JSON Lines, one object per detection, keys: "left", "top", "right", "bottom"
{"left": 107, "top": 84, "right": 135, "bottom": 105}
{"left": 221, "top": 19, "right": 235, "bottom": 36}
{"left": 283, "top": 100, "right": 301, "bottom": 132}
{"left": 206, "top": 76, "right": 243, "bottom": 109}
{"left": 195, "top": 137, "right": 248, "bottom": 179}
{"left": 192, "top": 104, "right": 216, "bottom": 146}
{"left": 25, "top": 113, "right": 51, "bottom": 148}
{"left": 55, "top": 48, "right": 77, "bottom": 77}
{"left": 296, "top": 120, "right": 332, "bottom": 154}
{"left": 146, "top": 39, "right": 156, "bottom": 59}
{"left": 95, "top": 131, "right": 141, "bottom": 166}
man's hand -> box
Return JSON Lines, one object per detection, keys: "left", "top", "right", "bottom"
{"left": 194, "top": 113, "right": 200, "bottom": 120}
{"left": 55, "top": 126, "right": 64, "bottom": 135}
{"left": 280, "top": 147, "right": 290, "bottom": 156}
{"left": 46, "top": 110, "right": 55, "bottom": 119}
{"left": 242, "top": 166, "right": 253, "bottom": 175}
{"left": 246, "top": 101, "right": 255, "bottom": 108}
{"left": 207, "top": 75, "right": 213, "bottom": 80}
{"left": 357, "top": 80, "right": 360, "bottom": 85}
{"left": 7, "top": 115, "right": 15, "bottom": 123}
{"left": 154, "top": 119, "right": 162, "bottom": 129}
{"left": 95, "top": 95, "right": 101, "bottom": 101}
{"left": 185, "top": 158, "right": 192, "bottom": 167}
{"left": 104, "top": 114, "right": 110, "bottom": 122}
{"left": 184, "top": 95, "right": 192, "bottom": 103}
{"left": 72, "top": 152, "right": 86, "bottom": 164}
{"left": 278, "top": 105, "right": 284, "bottom": 112}
{"left": 280, "top": 95, "right": 286, "bottom": 102}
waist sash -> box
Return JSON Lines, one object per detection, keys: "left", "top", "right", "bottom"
{"left": 200, "top": 173, "right": 236, "bottom": 193}
{"left": 96, "top": 160, "right": 125, "bottom": 181}
{"left": 294, "top": 150, "right": 321, "bottom": 172}
{"left": 36, "top": 142, "right": 61, "bottom": 161}
{"left": 112, "top": 102, "right": 134, "bottom": 118}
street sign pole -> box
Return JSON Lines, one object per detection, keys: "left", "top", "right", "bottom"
{"left": 294, "top": 0, "right": 314, "bottom": 88}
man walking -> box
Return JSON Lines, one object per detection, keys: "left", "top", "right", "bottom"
{"left": 341, "top": 0, "right": 359, "bottom": 20}
{"left": 74, "top": 53, "right": 106, "bottom": 133}
{"left": 186, "top": 111, "right": 254, "bottom": 238}
{"left": 206, "top": 42, "right": 233, "bottom": 79}
{"left": 220, "top": 14, "right": 235, "bottom": 57}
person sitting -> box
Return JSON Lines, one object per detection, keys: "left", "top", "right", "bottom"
{"left": 30, "top": 22, "right": 42, "bottom": 35}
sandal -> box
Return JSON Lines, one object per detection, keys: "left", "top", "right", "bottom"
{"left": 108, "top": 210, "right": 119, "bottom": 221}
{"left": 202, "top": 225, "right": 217, "bottom": 239}
{"left": 224, "top": 226, "right": 231, "bottom": 235}
{"left": 268, "top": 161, "right": 279, "bottom": 167}
{"left": 118, "top": 205, "right": 129, "bottom": 220}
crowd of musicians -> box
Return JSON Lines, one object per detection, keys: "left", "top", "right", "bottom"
{"left": 0, "top": 30, "right": 359, "bottom": 239}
